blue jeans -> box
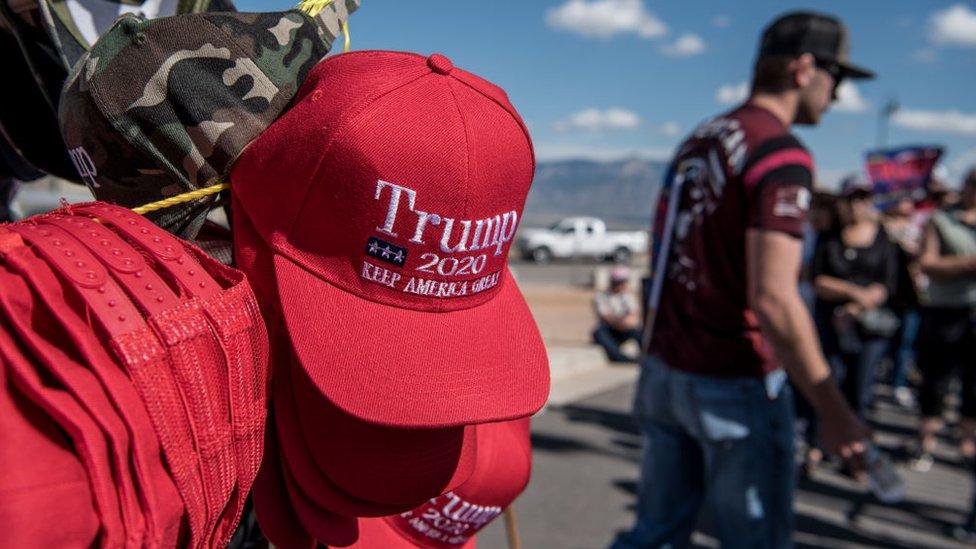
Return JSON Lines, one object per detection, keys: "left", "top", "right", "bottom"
{"left": 612, "top": 357, "right": 795, "bottom": 549}
{"left": 889, "top": 309, "right": 920, "bottom": 389}
{"left": 593, "top": 324, "right": 643, "bottom": 362}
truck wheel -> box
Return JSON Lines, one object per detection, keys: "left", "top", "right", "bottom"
{"left": 531, "top": 246, "right": 552, "bottom": 263}
{"left": 611, "top": 247, "right": 631, "bottom": 264}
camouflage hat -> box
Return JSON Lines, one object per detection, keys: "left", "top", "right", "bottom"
{"left": 58, "top": 1, "right": 359, "bottom": 238}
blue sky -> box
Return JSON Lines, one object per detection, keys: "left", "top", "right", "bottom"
{"left": 238, "top": 0, "right": 976, "bottom": 189}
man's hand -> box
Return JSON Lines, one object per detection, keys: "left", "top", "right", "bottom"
{"left": 747, "top": 229, "right": 871, "bottom": 463}
{"left": 819, "top": 406, "right": 871, "bottom": 461}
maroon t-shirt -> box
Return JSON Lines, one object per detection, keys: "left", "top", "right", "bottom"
{"left": 648, "top": 104, "right": 813, "bottom": 378}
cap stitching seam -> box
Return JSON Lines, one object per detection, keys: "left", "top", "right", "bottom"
{"left": 286, "top": 70, "right": 434, "bottom": 238}
{"left": 450, "top": 73, "right": 535, "bottom": 174}
{"left": 446, "top": 79, "right": 471, "bottom": 219}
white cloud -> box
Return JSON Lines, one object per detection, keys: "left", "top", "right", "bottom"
{"left": 832, "top": 82, "right": 869, "bottom": 114}
{"left": 545, "top": 0, "right": 667, "bottom": 39}
{"left": 929, "top": 4, "right": 976, "bottom": 47}
{"left": 534, "top": 142, "right": 672, "bottom": 162}
{"left": 661, "top": 33, "right": 705, "bottom": 57}
{"left": 659, "top": 122, "right": 681, "bottom": 137}
{"left": 712, "top": 15, "right": 731, "bottom": 28}
{"left": 554, "top": 108, "right": 641, "bottom": 132}
{"left": 892, "top": 107, "right": 976, "bottom": 136}
{"left": 715, "top": 82, "right": 749, "bottom": 105}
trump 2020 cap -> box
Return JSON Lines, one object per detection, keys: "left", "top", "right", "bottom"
{"left": 231, "top": 50, "right": 550, "bottom": 428}
{"left": 351, "top": 418, "right": 532, "bottom": 548}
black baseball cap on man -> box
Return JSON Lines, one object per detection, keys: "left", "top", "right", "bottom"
{"left": 759, "top": 11, "right": 875, "bottom": 80}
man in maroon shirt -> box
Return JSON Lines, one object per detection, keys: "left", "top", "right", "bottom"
{"left": 614, "top": 12, "right": 875, "bottom": 548}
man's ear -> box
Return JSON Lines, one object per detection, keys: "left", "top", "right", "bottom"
{"left": 793, "top": 53, "right": 816, "bottom": 89}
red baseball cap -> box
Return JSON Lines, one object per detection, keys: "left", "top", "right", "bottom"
{"left": 273, "top": 346, "right": 475, "bottom": 516}
{"left": 252, "top": 425, "right": 317, "bottom": 549}
{"left": 351, "top": 418, "right": 532, "bottom": 548}
{"left": 290, "top": 359, "right": 478, "bottom": 506}
{"left": 0, "top": 264, "right": 147, "bottom": 546}
{"left": 0, "top": 356, "right": 100, "bottom": 548}
{"left": 0, "top": 234, "right": 183, "bottom": 548}
{"left": 231, "top": 50, "right": 549, "bottom": 428}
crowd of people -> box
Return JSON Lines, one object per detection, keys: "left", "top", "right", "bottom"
{"left": 801, "top": 168, "right": 976, "bottom": 536}
{"left": 608, "top": 10, "right": 976, "bottom": 548}
{"left": 801, "top": 169, "right": 976, "bottom": 477}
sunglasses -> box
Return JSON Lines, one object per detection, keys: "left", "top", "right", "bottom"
{"left": 844, "top": 190, "right": 872, "bottom": 202}
{"left": 814, "top": 58, "right": 845, "bottom": 93}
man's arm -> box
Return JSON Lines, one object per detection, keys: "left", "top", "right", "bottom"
{"left": 918, "top": 221, "right": 976, "bottom": 279}
{"left": 813, "top": 275, "right": 887, "bottom": 309}
{"left": 746, "top": 229, "right": 869, "bottom": 458}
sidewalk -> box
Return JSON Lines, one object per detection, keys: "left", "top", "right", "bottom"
{"left": 478, "top": 263, "right": 975, "bottom": 548}
{"left": 480, "top": 381, "right": 975, "bottom": 548}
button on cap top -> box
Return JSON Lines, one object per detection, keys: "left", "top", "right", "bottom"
{"left": 427, "top": 54, "right": 453, "bottom": 75}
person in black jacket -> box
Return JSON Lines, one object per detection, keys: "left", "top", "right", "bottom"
{"left": 812, "top": 176, "right": 899, "bottom": 423}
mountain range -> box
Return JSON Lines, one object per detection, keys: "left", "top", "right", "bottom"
{"left": 523, "top": 156, "right": 667, "bottom": 230}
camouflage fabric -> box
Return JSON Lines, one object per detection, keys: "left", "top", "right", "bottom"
{"left": 58, "top": 1, "right": 359, "bottom": 238}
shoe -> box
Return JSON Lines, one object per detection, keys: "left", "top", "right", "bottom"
{"left": 952, "top": 525, "right": 976, "bottom": 543}
{"left": 894, "top": 387, "right": 916, "bottom": 408}
{"left": 909, "top": 450, "right": 934, "bottom": 472}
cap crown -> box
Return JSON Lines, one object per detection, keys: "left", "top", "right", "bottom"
{"left": 384, "top": 420, "right": 531, "bottom": 547}
{"left": 759, "top": 11, "right": 849, "bottom": 63}
{"left": 58, "top": 4, "right": 358, "bottom": 237}
{"left": 233, "top": 51, "right": 535, "bottom": 313}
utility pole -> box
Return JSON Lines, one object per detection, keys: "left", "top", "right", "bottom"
{"left": 877, "top": 99, "right": 899, "bottom": 148}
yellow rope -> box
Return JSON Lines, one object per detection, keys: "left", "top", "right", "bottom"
{"left": 298, "top": 0, "right": 351, "bottom": 52}
{"left": 297, "top": 0, "right": 331, "bottom": 16}
{"left": 131, "top": 182, "right": 229, "bottom": 215}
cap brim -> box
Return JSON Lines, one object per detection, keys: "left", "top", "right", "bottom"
{"left": 280, "top": 452, "right": 360, "bottom": 547}
{"left": 251, "top": 427, "right": 317, "bottom": 549}
{"left": 274, "top": 365, "right": 424, "bottom": 517}
{"left": 838, "top": 61, "right": 874, "bottom": 79}
{"left": 273, "top": 254, "right": 549, "bottom": 428}
{"left": 291, "top": 363, "right": 477, "bottom": 505}
{"left": 358, "top": 420, "right": 530, "bottom": 548}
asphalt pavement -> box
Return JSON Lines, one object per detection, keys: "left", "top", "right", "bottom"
{"left": 478, "top": 379, "right": 975, "bottom": 549}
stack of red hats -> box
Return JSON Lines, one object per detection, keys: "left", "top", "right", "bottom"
{"left": 0, "top": 203, "right": 269, "bottom": 548}
{"left": 230, "top": 50, "right": 550, "bottom": 547}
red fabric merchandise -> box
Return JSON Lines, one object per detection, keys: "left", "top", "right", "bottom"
{"left": 1, "top": 230, "right": 184, "bottom": 547}
{"left": 69, "top": 203, "right": 271, "bottom": 547}
{"left": 290, "top": 361, "right": 477, "bottom": 506}
{"left": 0, "top": 264, "right": 146, "bottom": 546}
{"left": 0, "top": 317, "right": 125, "bottom": 548}
{"left": 3, "top": 202, "right": 272, "bottom": 547}
{"left": 279, "top": 443, "right": 359, "bottom": 547}
{"left": 231, "top": 51, "right": 549, "bottom": 429}
{"left": 649, "top": 103, "right": 814, "bottom": 378}
{"left": 2, "top": 204, "right": 272, "bottom": 547}
{"left": 8, "top": 220, "right": 206, "bottom": 545}
{"left": 353, "top": 418, "right": 532, "bottom": 548}
{"left": 236, "top": 195, "right": 476, "bottom": 516}
{"left": 0, "top": 355, "right": 100, "bottom": 548}
{"left": 252, "top": 423, "right": 317, "bottom": 549}
{"left": 273, "top": 349, "right": 425, "bottom": 518}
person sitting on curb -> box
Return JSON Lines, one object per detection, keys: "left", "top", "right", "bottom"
{"left": 592, "top": 266, "right": 642, "bottom": 363}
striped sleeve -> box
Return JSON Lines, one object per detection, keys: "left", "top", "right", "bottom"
{"left": 741, "top": 135, "right": 813, "bottom": 238}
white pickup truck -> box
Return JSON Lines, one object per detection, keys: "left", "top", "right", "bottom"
{"left": 517, "top": 217, "right": 648, "bottom": 263}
